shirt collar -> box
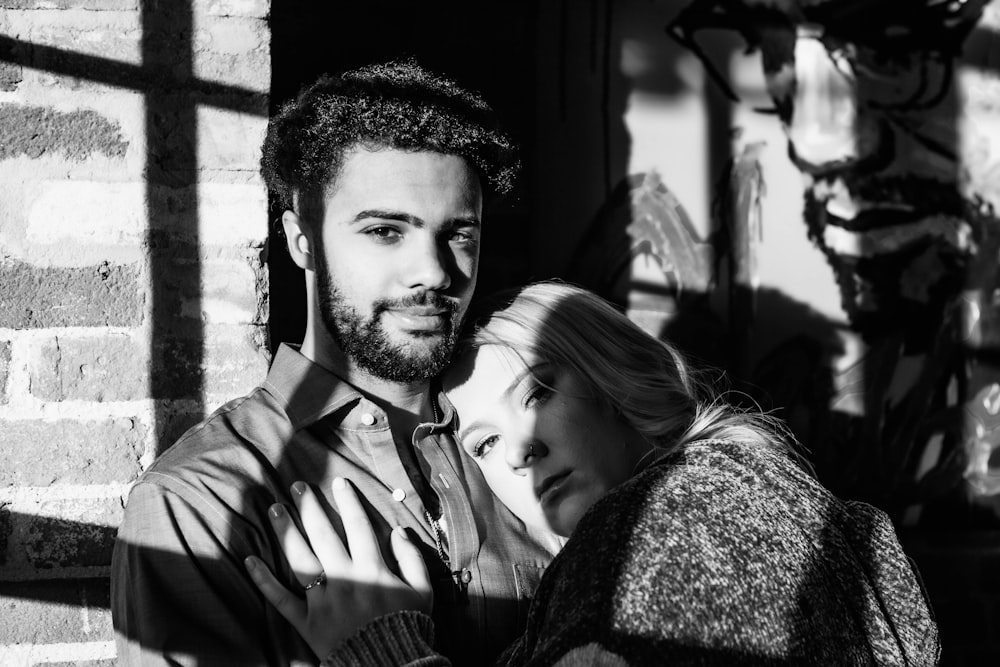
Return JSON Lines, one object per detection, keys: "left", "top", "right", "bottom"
{"left": 262, "top": 344, "right": 363, "bottom": 430}
{"left": 433, "top": 381, "right": 458, "bottom": 429}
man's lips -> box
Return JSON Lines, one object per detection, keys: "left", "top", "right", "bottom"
{"left": 535, "top": 471, "right": 571, "bottom": 501}
{"left": 389, "top": 306, "right": 447, "bottom": 316}
{"left": 384, "top": 308, "right": 449, "bottom": 330}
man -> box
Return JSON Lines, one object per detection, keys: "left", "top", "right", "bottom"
{"left": 111, "top": 60, "right": 559, "bottom": 666}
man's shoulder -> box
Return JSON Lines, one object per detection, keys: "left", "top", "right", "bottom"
{"left": 134, "top": 385, "right": 288, "bottom": 500}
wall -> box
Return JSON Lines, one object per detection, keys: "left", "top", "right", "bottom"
{"left": 0, "top": 1, "right": 270, "bottom": 663}
{"left": 527, "top": 1, "right": 1000, "bottom": 664}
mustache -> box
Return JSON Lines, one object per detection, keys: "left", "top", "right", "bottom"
{"left": 374, "top": 291, "right": 459, "bottom": 315}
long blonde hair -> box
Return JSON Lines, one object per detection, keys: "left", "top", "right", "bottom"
{"left": 464, "top": 282, "right": 802, "bottom": 464}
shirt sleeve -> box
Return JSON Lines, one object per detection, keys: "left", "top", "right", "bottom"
{"left": 111, "top": 479, "right": 296, "bottom": 666}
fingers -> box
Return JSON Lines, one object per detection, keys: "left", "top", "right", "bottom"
{"left": 291, "top": 481, "right": 350, "bottom": 577}
{"left": 244, "top": 555, "right": 307, "bottom": 630}
{"left": 268, "top": 503, "right": 324, "bottom": 588}
{"left": 391, "top": 526, "right": 432, "bottom": 602}
{"left": 331, "top": 477, "right": 382, "bottom": 573}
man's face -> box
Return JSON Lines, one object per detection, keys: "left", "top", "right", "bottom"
{"left": 312, "top": 148, "right": 483, "bottom": 383}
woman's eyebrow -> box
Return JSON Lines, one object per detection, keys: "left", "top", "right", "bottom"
{"left": 454, "top": 371, "right": 533, "bottom": 444}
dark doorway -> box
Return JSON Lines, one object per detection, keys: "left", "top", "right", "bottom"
{"left": 267, "top": 1, "right": 541, "bottom": 352}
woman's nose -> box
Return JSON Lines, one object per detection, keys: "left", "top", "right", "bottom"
{"left": 506, "top": 438, "right": 548, "bottom": 472}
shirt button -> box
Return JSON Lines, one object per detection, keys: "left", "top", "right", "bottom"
{"left": 460, "top": 568, "right": 473, "bottom": 584}
{"left": 392, "top": 488, "right": 406, "bottom": 502}
{"left": 360, "top": 413, "right": 376, "bottom": 426}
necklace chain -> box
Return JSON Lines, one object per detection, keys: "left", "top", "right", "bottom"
{"left": 424, "top": 509, "right": 450, "bottom": 567}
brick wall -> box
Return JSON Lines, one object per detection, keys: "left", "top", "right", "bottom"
{"left": 0, "top": 1, "right": 271, "bottom": 664}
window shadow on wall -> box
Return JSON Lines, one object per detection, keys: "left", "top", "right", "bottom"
{"left": 0, "top": 3, "right": 265, "bottom": 617}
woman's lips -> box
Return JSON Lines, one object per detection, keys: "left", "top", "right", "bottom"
{"left": 535, "top": 471, "right": 571, "bottom": 503}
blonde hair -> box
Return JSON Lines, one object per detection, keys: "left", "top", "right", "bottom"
{"left": 465, "top": 282, "right": 802, "bottom": 464}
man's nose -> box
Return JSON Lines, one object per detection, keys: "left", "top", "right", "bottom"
{"left": 406, "top": 235, "right": 451, "bottom": 291}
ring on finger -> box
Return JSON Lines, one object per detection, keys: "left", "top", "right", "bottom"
{"left": 303, "top": 571, "right": 326, "bottom": 591}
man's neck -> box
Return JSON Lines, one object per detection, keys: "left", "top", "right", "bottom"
{"left": 300, "top": 324, "right": 433, "bottom": 441}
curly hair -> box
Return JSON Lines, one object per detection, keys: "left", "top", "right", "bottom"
{"left": 463, "top": 281, "right": 806, "bottom": 467}
{"left": 260, "top": 59, "right": 519, "bottom": 222}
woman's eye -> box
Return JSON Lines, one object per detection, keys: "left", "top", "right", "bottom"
{"left": 472, "top": 434, "right": 500, "bottom": 459}
{"left": 524, "top": 384, "right": 552, "bottom": 408}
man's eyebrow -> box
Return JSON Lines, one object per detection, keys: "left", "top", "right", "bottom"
{"left": 351, "top": 209, "right": 482, "bottom": 228}
{"left": 352, "top": 209, "right": 423, "bottom": 225}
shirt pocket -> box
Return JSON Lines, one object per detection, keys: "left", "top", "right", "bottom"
{"left": 512, "top": 562, "right": 547, "bottom": 630}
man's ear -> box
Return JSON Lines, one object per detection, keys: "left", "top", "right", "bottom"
{"left": 282, "top": 211, "right": 315, "bottom": 271}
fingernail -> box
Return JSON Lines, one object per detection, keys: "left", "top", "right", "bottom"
{"left": 394, "top": 525, "right": 408, "bottom": 540}
{"left": 269, "top": 503, "right": 284, "bottom": 519}
{"left": 291, "top": 481, "right": 307, "bottom": 496}
{"left": 332, "top": 477, "right": 346, "bottom": 490}
{"left": 244, "top": 556, "right": 256, "bottom": 571}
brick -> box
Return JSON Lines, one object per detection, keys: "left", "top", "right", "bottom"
{"left": 26, "top": 181, "right": 146, "bottom": 253}
{"left": 29, "top": 334, "right": 148, "bottom": 402}
{"left": 159, "top": 182, "right": 269, "bottom": 245}
{"left": 201, "top": 325, "right": 269, "bottom": 399}
{"left": 0, "top": 258, "right": 144, "bottom": 329}
{"left": 0, "top": 418, "right": 145, "bottom": 485}
{"left": 193, "top": 50, "right": 271, "bottom": 91}
{"left": 201, "top": 0, "right": 269, "bottom": 18}
{"left": 12, "top": 500, "right": 122, "bottom": 570}
{"left": 0, "top": 339, "right": 10, "bottom": 405}
{"left": 197, "top": 105, "right": 269, "bottom": 170}
{"left": 147, "top": 337, "right": 199, "bottom": 400}
{"left": 0, "top": 505, "right": 10, "bottom": 566}
{"left": 148, "top": 244, "right": 264, "bottom": 329}
{"left": 8, "top": 11, "right": 143, "bottom": 65}
{"left": 155, "top": 404, "right": 209, "bottom": 455}
{"left": 145, "top": 102, "right": 198, "bottom": 183}
{"left": 0, "top": 61, "right": 22, "bottom": 91}
{"left": 0, "top": 578, "right": 112, "bottom": 644}
{"left": 26, "top": 324, "right": 267, "bottom": 402}
{"left": 150, "top": 324, "right": 269, "bottom": 400}
{"left": 0, "top": 0, "right": 135, "bottom": 7}
{"left": 0, "top": 104, "right": 129, "bottom": 162}
{"left": 26, "top": 181, "right": 268, "bottom": 255}
{"left": 194, "top": 17, "right": 268, "bottom": 55}
{"left": 163, "top": 257, "right": 265, "bottom": 325}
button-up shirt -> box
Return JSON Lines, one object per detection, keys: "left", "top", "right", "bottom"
{"left": 111, "top": 345, "right": 560, "bottom": 666}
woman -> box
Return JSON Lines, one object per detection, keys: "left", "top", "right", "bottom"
{"left": 245, "top": 282, "right": 939, "bottom": 665}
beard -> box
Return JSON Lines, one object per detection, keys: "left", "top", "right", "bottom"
{"left": 313, "top": 247, "right": 461, "bottom": 383}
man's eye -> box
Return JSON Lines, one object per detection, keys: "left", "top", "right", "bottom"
{"left": 365, "top": 226, "right": 402, "bottom": 242}
{"left": 449, "top": 228, "right": 479, "bottom": 245}
{"left": 471, "top": 434, "right": 500, "bottom": 459}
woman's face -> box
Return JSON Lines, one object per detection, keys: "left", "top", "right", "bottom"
{"left": 443, "top": 345, "right": 650, "bottom": 537}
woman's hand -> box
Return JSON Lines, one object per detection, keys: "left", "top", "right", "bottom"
{"left": 245, "top": 477, "right": 432, "bottom": 660}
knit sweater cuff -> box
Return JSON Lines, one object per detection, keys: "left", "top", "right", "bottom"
{"left": 320, "top": 610, "right": 437, "bottom": 667}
